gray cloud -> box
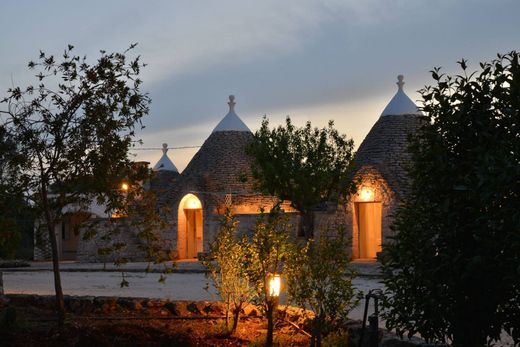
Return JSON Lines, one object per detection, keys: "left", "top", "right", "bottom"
{"left": 1, "top": 0, "right": 519, "bottom": 171}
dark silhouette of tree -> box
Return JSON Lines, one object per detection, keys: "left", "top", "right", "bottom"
{"left": 0, "top": 44, "right": 150, "bottom": 325}
{"left": 382, "top": 51, "right": 520, "bottom": 346}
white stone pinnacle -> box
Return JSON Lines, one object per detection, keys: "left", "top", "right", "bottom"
{"left": 212, "top": 94, "right": 251, "bottom": 133}
{"left": 228, "top": 95, "right": 236, "bottom": 112}
{"left": 153, "top": 142, "right": 178, "bottom": 172}
{"left": 380, "top": 74, "right": 421, "bottom": 117}
{"left": 397, "top": 74, "right": 405, "bottom": 90}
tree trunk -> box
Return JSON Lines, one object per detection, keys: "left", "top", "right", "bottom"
{"left": 301, "top": 210, "right": 314, "bottom": 239}
{"left": 266, "top": 302, "right": 274, "bottom": 347}
{"left": 310, "top": 310, "right": 324, "bottom": 347}
{"left": 231, "top": 306, "right": 240, "bottom": 333}
{"left": 225, "top": 295, "right": 230, "bottom": 333}
{"left": 41, "top": 183, "right": 65, "bottom": 326}
{"left": 46, "top": 220, "right": 65, "bottom": 326}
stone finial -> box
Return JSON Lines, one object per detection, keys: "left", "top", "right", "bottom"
{"left": 397, "top": 75, "right": 405, "bottom": 90}
{"left": 162, "top": 143, "right": 168, "bottom": 154}
{"left": 228, "top": 95, "right": 236, "bottom": 112}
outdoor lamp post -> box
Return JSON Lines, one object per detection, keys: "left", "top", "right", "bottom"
{"left": 266, "top": 273, "right": 281, "bottom": 347}
{"left": 268, "top": 274, "right": 281, "bottom": 297}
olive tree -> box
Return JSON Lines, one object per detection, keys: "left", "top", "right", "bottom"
{"left": 247, "top": 117, "right": 356, "bottom": 239}
{"left": 0, "top": 44, "right": 150, "bottom": 324}
{"left": 202, "top": 209, "right": 255, "bottom": 335}
{"left": 382, "top": 52, "right": 520, "bottom": 346}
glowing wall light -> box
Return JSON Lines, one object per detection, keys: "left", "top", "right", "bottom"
{"left": 121, "top": 182, "right": 129, "bottom": 192}
{"left": 184, "top": 195, "right": 202, "bottom": 209}
{"left": 360, "top": 187, "right": 375, "bottom": 202}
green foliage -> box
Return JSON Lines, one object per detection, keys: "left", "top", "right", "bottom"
{"left": 202, "top": 208, "right": 254, "bottom": 334}
{"left": 285, "top": 226, "right": 359, "bottom": 346}
{"left": 382, "top": 51, "right": 520, "bottom": 346}
{"left": 0, "top": 306, "right": 17, "bottom": 329}
{"left": 0, "top": 125, "right": 34, "bottom": 259}
{"left": 321, "top": 329, "right": 349, "bottom": 347}
{"left": 247, "top": 117, "right": 356, "bottom": 238}
{"left": 243, "top": 207, "right": 291, "bottom": 312}
{"left": 0, "top": 44, "right": 151, "bottom": 321}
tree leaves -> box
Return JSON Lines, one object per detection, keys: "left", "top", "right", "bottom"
{"left": 382, "top": 51, "right": 520, "bottom": 345}
{"left": 247, "top": 116, "right": 356, "bottom": 237}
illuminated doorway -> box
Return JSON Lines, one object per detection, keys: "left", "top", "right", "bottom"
{"left": 178, "top": 194, "right": 203, "bottom": 259}
{"left": 356, "top": 202, "right": 382, "bottom": 259}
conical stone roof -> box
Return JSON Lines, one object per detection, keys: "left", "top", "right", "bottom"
{"left": 355, "top": 75, "right": 424, "bottom": 198}
{"left": 152, "top": 143, "right": 178, "bottom": 172}
{"left": 176, "top": 95, "right": 254, "bottom": 193}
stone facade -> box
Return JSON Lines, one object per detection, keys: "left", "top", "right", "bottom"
{"left": 163, "top": 130, "right": 298, "bottom": 259}
{"left": 348, "top": 114, "right": 423, "bottom": 259}
{"left": 77, "top": 218, "right": 153, "bottom": 262}
{"left": 354, "top": 114, "right": 423, "bottom": 199}
{"left": 37, "top": 90, "right": 423, "bottom": 262}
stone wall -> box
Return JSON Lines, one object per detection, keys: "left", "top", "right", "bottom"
{"left": 76, "top": 218, "right": 174, "bottom": 263}
{"left": 346, "top": 167, "right": 396, "bottom": 259}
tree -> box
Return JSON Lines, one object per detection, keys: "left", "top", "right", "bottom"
{"left": 201, "top": 209, "right": 255, "bottom": 335}
{"left": 381, "top": 52, "right": 520, "bottom": 346}
{"left": 243, "top": 207, "right": 291, "bottom": 346}
{"left": 0, "top": 44, "right": 150, "bottom": 324}
{"left": 0, "top": 125, "right": 31, "bottom": 258}
{"left": 285, "top": 226, "right": 360, "bottom": 347}
{"left": 247, "top": 117, "right": 356, "bottom": 239}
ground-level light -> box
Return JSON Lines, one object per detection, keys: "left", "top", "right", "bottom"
{"left": 268, "top": 274, "right": 281, "bottom": 297}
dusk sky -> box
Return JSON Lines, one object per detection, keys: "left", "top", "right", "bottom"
{"left": 1, "top": 0, "right": 519, "bottom": 171}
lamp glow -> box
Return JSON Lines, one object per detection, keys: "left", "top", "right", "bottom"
{"left": 360, "top": 187, "right": 375, "bottom": 202}
{"left": 185, "top": 196, "right": 202, "bottom": 209}
{"left": 121, "top": 182, "right": 129, "bottom": 192}
{"left": 268, "top": 274, "right": 281, "bottom": 297}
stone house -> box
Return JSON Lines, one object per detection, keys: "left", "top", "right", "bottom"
{"left": 157, "top": 95, "right": 296, "bottom": 259}
{"left": 347, "top": 75, "right": 423, "bottom": 259}
{"left": 34, "top": 76, "right": 422, "bottom": 262}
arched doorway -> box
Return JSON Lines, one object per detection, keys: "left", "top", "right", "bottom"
{"left": 353, "top": 186, "right": 382, "bottom": 259}
{"left": 178, "top": 194, "right": 203, "bottom": 259}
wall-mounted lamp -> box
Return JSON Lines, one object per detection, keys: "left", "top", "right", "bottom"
{"left": 360, "top": 187, "right": 375, "bottom": 202}
{"left": 184, "top": 195, "right": 202, "bottom": 209}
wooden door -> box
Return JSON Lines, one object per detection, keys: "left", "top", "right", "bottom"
{"left": 357, "top": 202, "right": 382, "bottom": 259}
{"left": 185, "top": 209, "right": 197, "bottom": 258}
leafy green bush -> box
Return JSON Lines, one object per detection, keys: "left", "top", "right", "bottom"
{"left": 382, "top": 51, "right": 520, "bottom": 346}
{"left": 285, "top": 226, "right": 359, "bottom": 347}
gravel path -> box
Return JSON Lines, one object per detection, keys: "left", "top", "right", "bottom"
{"left": 2, "top": 270, "right": 383, "bottom": 321}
